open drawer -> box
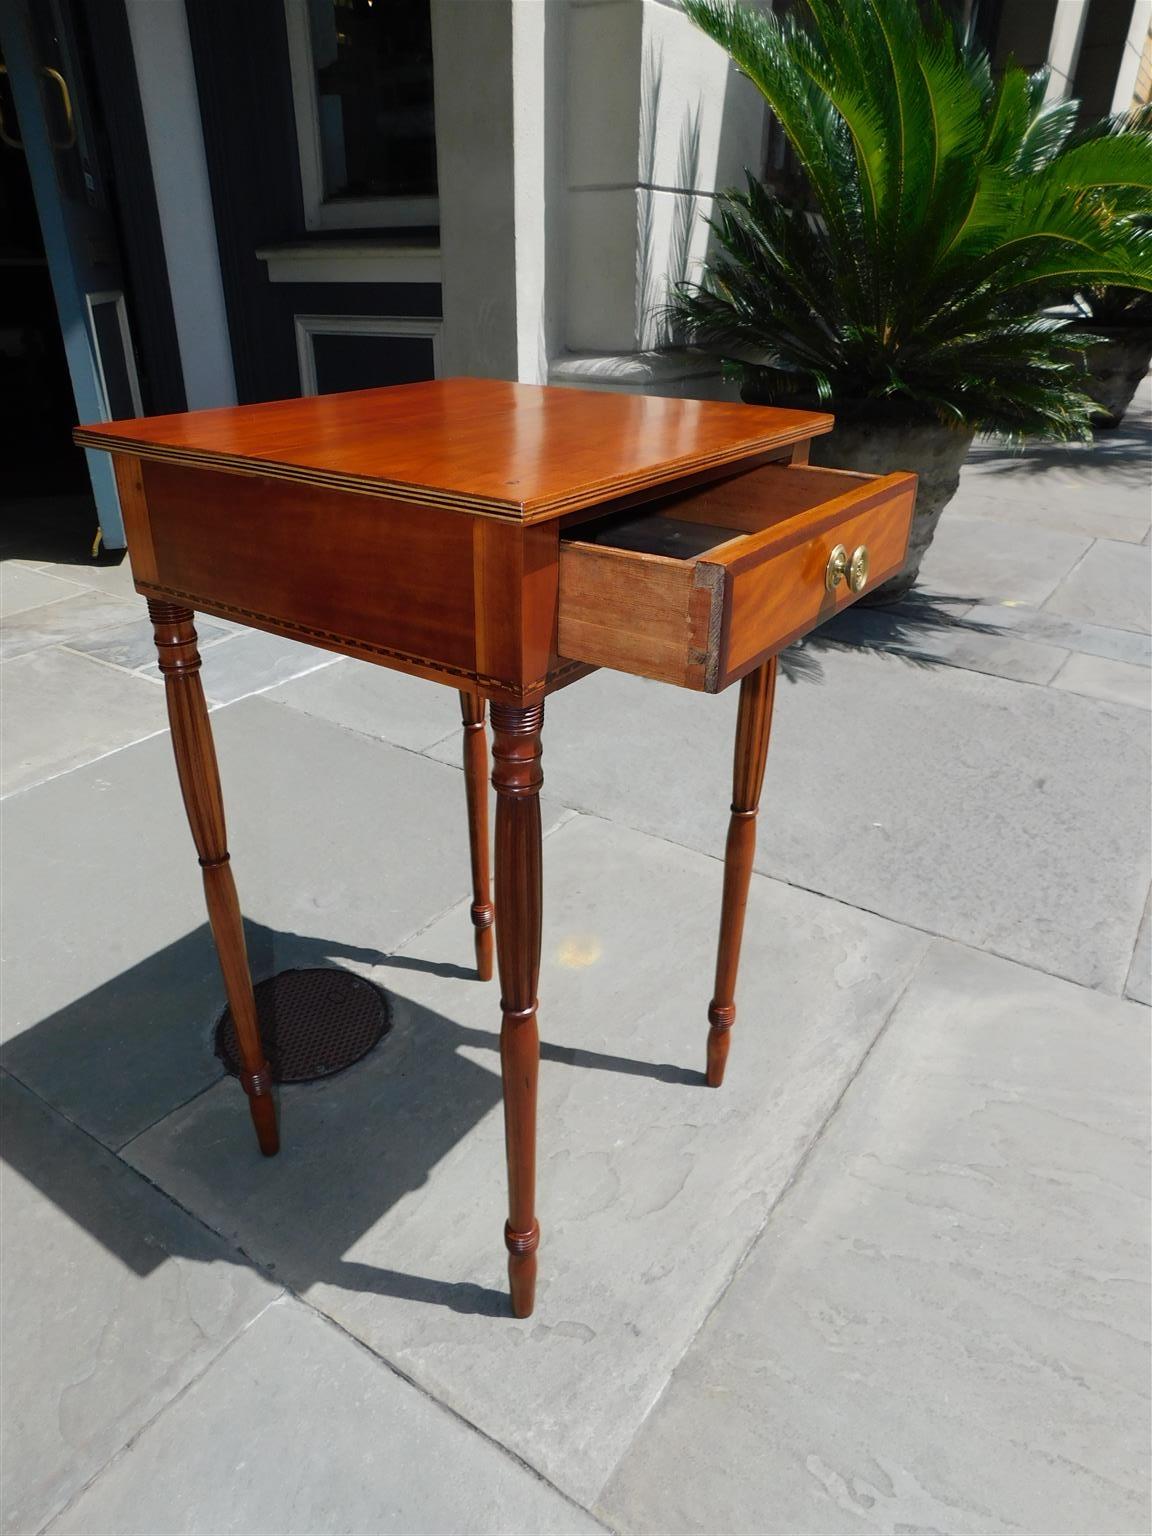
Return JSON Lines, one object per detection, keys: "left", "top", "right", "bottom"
{"left": 557, "top": 460, "right": 917, "bottom": 692}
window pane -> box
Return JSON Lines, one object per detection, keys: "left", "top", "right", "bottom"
{"left": 311, "top": 331, "right": 436, "bottom": 393}
{"left": 307, "top": 0, "right": 437, "bottom": 203}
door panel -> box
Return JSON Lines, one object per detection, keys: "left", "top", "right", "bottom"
{"left": 0, "top": 0, "right": 143, "bottom": 545}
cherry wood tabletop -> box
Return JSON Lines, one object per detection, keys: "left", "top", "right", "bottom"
{"left": 74, "top": 377, "right": 833, "bottom": 523}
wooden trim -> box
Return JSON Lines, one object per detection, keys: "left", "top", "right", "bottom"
{"left": 256, "top": 241, "right": 441, "bottom": 285}
{"left": 281, "top": 0, "right": 439, "bottom": 233}
{"left": 71, "top": 424, "right": 832, "bottom": 523}
{"left": 710, "top": 474, "right": 916, "bottom": 575}
{"left": 556, "top": 542, "right": 720, "bottom": 691}
{"left": 86, "top": 290, "right": 144, "bottom": 417}
{"left": 111, "top": 455, "right": 157, "bottom": 582}
{"left": 555, "top": 448, "right": 800, "bottom": 532}
{"left": 293, "top": 313, "right": 443, "bottom": 395}
{"left": 133, "top": 580, "right": 583, "bottom": 699}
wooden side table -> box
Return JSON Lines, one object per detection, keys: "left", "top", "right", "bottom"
{"left": 76, "top": 378, "right": 916, "bottom": 1317}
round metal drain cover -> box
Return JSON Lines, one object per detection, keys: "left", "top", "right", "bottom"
{"left": 214, "top": 968, "right": 391, "bottom": 1084}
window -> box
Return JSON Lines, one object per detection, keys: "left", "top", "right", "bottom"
{"left": 285, "top": 0, "right": 438, "bottom": 230}
{"left": 294, "top": 314, "right": 441, "bottom": 394}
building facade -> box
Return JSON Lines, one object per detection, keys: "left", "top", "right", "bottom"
{"left": 1, "top": 0, "right": 1149, "bottom": 548}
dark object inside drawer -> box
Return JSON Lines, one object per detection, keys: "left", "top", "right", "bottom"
{"left": 568, "top": 512, "right": 739, "bottom": 559}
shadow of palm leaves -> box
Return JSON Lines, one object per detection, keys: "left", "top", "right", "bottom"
{"left": 963, "top": 409, "right": 1151, "bottom": 484}
{"left": 779, "top": 588, "right": 1006, "bottom": 684}
{"left": 637, "top": 47, "right": 702, "bottom": 348}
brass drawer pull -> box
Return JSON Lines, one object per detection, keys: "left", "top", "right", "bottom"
{"left": 826, "top": 543, "right": 870, "bottom": 594}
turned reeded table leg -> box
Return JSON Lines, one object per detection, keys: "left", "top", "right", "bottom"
{"left": 147, "top": 600, "right": 278, "bottom": 1155}
{"left": 707, "top": 655, "right": 779, "bottom": 1088}
{"left": 458, "top": 690, "right": 495, "bottom": 981}
{"left": 490, "top": 701, "right": 544, "bottom": 1317}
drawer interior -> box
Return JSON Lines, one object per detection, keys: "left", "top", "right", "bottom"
{"left": 561, "top": 462, "right": 876, "bottom": 562}
{"left": 569, "top": 511, "right": 746, "bottom": 560}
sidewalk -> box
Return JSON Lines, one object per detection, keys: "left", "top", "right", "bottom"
{"left": 2, "top": 389, "right": 1148, "bottom": 1535}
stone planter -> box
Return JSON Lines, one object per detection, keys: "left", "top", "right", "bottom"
{"left": 741, "top": 382, "right": 974, "bottom": 603}
{"left": 1070, "top": 322, "right": 1152, "bottom": 429}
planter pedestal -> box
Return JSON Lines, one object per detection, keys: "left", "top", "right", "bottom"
{"left": 741, "top": 382, "right": 974, "bottom": 603}
{"left": 808, "top": 421, "right": 974, "bottom": 603}
{"left": 1071, "top": 323, "right": 1152, "bottom": 430}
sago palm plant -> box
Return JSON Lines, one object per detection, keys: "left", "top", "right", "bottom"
{"left": 675, "top": 0, "right": 1152, "bottom": 441}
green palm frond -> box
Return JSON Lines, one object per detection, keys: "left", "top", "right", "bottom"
{"left": 676, "top": 0, "right": 1152, "bottom": 439}
{"left": 1014, "top": 96, "right": 1079, "bottom": 173}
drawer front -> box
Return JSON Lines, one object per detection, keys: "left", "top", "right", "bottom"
{"left": 557, "top": 462, "right": 917, "bottom": 692}
{"left": 721, "top": 477, "right": 916, "bottom": 680}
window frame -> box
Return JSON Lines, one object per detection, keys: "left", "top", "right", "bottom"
{"left": 293, "top": 313, "right": 443, "bottom": 394}
{"left": 283, "top": 0, "right": 439, "bottom": 232}
{"left": 85, "top": 291, "right": 144, "bottom": 419}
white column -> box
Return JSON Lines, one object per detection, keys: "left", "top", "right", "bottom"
{"left": 1045, "top": 0, "right": 1091, "bottom": 101}
{"left": 1113, "top": 1, "right": 1151, "bottom": 111}
{"left": 430, "top": 0, "right": 517, "bottom": 378}
{"left": 124, "top": 0, "right": 236, "bottom": 408}
{"left": 430, "top": 0, "right": 560, "bottom": 383}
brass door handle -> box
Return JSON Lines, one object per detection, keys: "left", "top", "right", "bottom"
{"left": 825, "top": 543, "right": 870, "bottom": 594}
{"left": 42, "top": 68, "right": 76, "bottom": 151}
{"left": 0, "top": 65, "right": 76, "bottom": 152}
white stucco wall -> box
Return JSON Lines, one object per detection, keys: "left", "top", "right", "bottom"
{"left": 560, "top": 0, "right": 766, "bottom": 386}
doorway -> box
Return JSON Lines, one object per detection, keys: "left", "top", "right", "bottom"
{"left": 0, "top": 0, "right": 148, "bottom": 559}
{"left": 0, "top": 36, "right": 99, "bottom": 566}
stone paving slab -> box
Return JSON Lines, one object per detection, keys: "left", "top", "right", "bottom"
{"left": 123, "top": 813, "right": 933, "bottom": 1507}
{"left": 1051, "top": 652, "right": 1151, "bottom": 710}
{"left": 1044, "top": 537, "right": 1152, "bottom": 635}
{"left": 63, "top": 616, "right": 232, "bottom": 674}
{"left": 0, "top": 648, "right": 167, "bottom": 798}
{"left": 817, "top": 585, "right": 1152, "bottom": 689}
{"left": 50, "top": 1298, "right": 603, "bottom": 1536}
{"left": 0, "top": 565, "right": 83, "bottom": 618}
{"left": 0, "top": 1073, "right": 278, "bottom": 1536}
{"left": 194, "top": 628, "right": 342, "bottom": 704}
{"left": 429, "top": 653, "right": 1151, "bottom": 993}
{"left": 953, "top": 413, "right": 1152, "bottom": 546}
{"left": 264, "top": 656, "right": 460, "bottom": 753}
{"left": 952, "top": 483, "right": 1152, "bottom": 545}
{"left": 917, "top": 514, "right": 1092, "bottom": 605}
{"left": 36, "top": 557, "right": 140, "bottom": 600}
{"left": 964, "top": 601, "right": 1152, "bottom": 667}
{"left": 0, "top": 591, "right": 142, "bottom": 662}
{"left": 2, "top": 695, "right": 561, "bottom": 1148}
{"left": 599, "top": 940, "right": 1151, "bottom": 1536}
{"left": 817, "top": 603, "right": 1070, "bottom": 686}
{"left": 1127, "top": 891, "right": 1152, "bottom": 1006}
